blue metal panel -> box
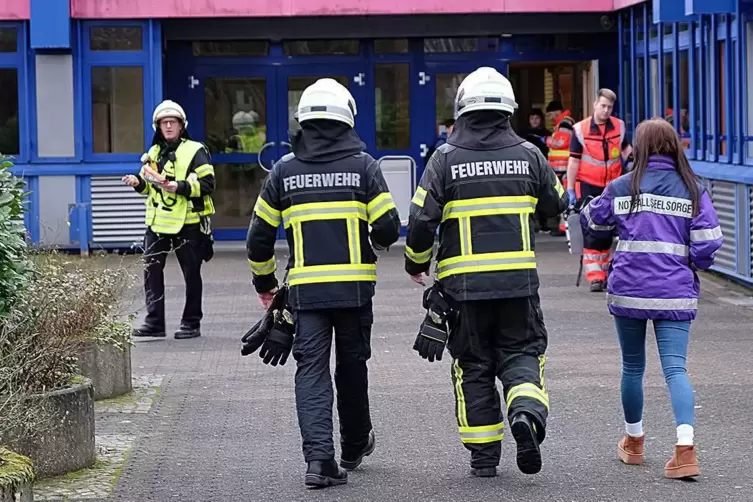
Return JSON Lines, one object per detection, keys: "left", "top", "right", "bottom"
{"left": 630, "top": 10, "right": 637, "bottom": 132}
{"left": 686, "top": 0, "right": 736, "bottom": 15}
{"left": 691, "top": 161, "right": 753, "bottom": 183}
{"left": 618, "top": 14, "right": 624, "bottom": 122}
{"left": 724, "top": 16, "right": 734, "bottom": 164}
{"left": 643, "top": 4, "right": 651, "bottom": 120}
{"left": 655, "top": 0, "right": 693, "bottom": 23}
{"left": 710, "top": 16, "right": 719, "bottom": 162}
{"left": 30, "top": 0, "right": 70, "bottom": 50}
{"left": 26, "top": 176, "right": 40, "bottom": 245}
{"left": 688, "top": 20, "right": 698, "bottom": 157}
{"left": 658, "top": 22, "right": 665, "bottom": 117}
{"left": 68, "top": 175, "right": 91, "bottom": 253}
{"left": 671, "top": 23, "right": 680, "bottom": 134}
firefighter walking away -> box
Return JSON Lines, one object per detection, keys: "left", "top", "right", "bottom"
{"left": 405, "top": 67, "right": 568, "bottom": 477}
{"left": 246, "top": 78, "right": 401, "bottom": 489}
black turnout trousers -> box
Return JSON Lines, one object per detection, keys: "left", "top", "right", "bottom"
{"left": 448, "top": 294, "right": 550, "bottom": 469}
{"left": 292, "top": 303, "right": 374, "bottom": 462}
{"left": 142, "top": 224, "right": 205, "bottom": 331}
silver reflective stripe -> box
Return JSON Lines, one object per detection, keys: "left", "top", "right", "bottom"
{"left": 582, "top": 203, "right": 615, "bottom": 231}
{"left": 580, "top": 153, "right": 621, "bottom": 167}
{"left": 348, "top": 218, "right": 361, "bottom": 264}
{"left": 583, "top": 253, "right": 602, "bottom": 260}
{"left": 607, "top": 294, "right": 698, "bottom": 310}
{"left": 584, "top": 263, "right": 604, "bottom": 273}
{"left": 290, "top": 267, "right": 376, "bottom": 280}
{"left": 690, "top": 226, "right": 723, "bottom": 242}
{"left": 298, "top": 104, "right": 354, "bottom": 121}
{"left": 443, "top": 200, "right": 536, "bottom": 219}
{"left": 459, "top": 426, "right": 504, "bottom": 441}
{"left": 616, "top": 240, "right": 689, "bottom": 257}
{"left": 283, "top": 205, "right": 366, "bottom": 227}
{"left": 459, "top": 217, "right": 472, "bottom": 255}
{"left": 368, "top": 197, "right": 392, "bottom": 221}
{"left": 438, "top": 255, "right": 535, "bottom": 275}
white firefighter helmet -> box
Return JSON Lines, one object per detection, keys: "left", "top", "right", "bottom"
{"left": 152, "top": 100, "right": 187, "bottom": 131}
{"left": 296, "top": 78, "right": 357, "bottom": 127}
{"left": 232, "top": 111, "right": 257, "bottom": 129}
{"left": 455, "top": 67, "right": 518, "bottom": 117}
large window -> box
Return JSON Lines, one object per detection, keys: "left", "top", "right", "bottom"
{"left": 83, "top": 22, "right": 156, "bottom": 160}
{"left": 0, "top": 26, "right": 20, "bottom": 157}
{"left": 374, "top": 64, "right": 410, "bottom": 150}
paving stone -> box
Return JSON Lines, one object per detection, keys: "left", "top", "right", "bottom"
{"left": 42, "top": 238, "right": 753, "bottom": 501}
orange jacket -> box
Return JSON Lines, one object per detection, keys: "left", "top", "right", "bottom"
{"left": 546, "top": 110, "right": 574, "bottom": 173}
{"left": 573, "top": 116, "right": 626, "bottom": 187}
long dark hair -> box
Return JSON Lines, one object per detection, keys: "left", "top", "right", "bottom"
{"left": 629, "top": 118, "right": 700, "bottom": 217}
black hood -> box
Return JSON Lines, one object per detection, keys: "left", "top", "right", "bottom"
{"left": 290, "top": 120, "right": 366, "bottom": 163}
{"left": 448, "top": 111, "right": 526, "bottom": 151}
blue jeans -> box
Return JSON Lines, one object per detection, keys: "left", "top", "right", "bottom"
{"left": 614, "top": 316, "right": 695, "bottom": 427}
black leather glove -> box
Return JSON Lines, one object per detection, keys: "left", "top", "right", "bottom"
{"left": 413, "top": 285, "right": 454, "bottom": 362}
{"left": 240, "top": 312, "right": 274, "bottom": 356}
{"left": 259, "top": 306, "right": 295, "bottom": 366}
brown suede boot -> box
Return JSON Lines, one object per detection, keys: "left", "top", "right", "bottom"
{"left": 664, "top": 445, "right": 700, "bottom": 479}
{"left": 617, "top": 435, "right": 644, "bottom": 465}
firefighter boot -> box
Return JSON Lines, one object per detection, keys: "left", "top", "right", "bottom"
{"left": 305, "top": 460, "right": 348, "bottom": 489}
{"left": 589, "top": 280, "right": 605, "bottom": 293}
{"left": 617, "top": 435, "right": 644, "bottom": 465}
{"left": 471, "top": 467, "right": 498, "bottom": 478}
{"left": 664, "top": 445, "right": 700, "bottom": 479}
{"left": 511, "top": 413, "right": 542, "bottom": 475}
{"left": 340, "top": 430, "right": 376, "bottom": 471}
{"left": 132, "top": 326, "right": 166, "bottom": 338}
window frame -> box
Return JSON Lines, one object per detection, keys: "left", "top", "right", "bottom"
{"left": 81, "top": 20, "right": 160, "bottom": 162}
{"left": 0, "top": 21, "right": 31, "bottom": 164}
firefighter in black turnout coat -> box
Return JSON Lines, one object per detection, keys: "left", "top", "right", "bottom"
{"left": 246, "top": 78, "right": 401, "bottom": 489}
{"left": 405, "top": 67, "right": 568, "bottom": 478}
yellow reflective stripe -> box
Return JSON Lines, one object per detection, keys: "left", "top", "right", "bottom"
{"left": 520, "top": 214, "right": 531, "bottom": 251}
{"left": 348, "top": 217, "right": 361, "bottom": 264}
{"left": 184, "top": 212, "right": 201, "bottom": 224}
{"left": 442, "top": 196, "right": 538, "bottom": 221}
{"left": 437, "top": 251, "right": 536, "bottom": 279}
{"left": 459, "top": 422, "right": 505, "bottom": 444}
{"left": 188, "top": 178, "right": 201, "bottom": 198}
{"left": 548, "top": 149, "right": 570, "bottom": 159}
{"left": 553, "top": 175, "right": 565, "bottom": 197}
{"left": 539, "top": 355, "right": 547, "bottom": 391}
{"left": 293, "top": 222, "right": 304, "bottom": 268}
{"left": 367, "top": 192, "right": 396, "bottom": 224}
{"left": 506, "top": 382, "right": 550, "bottom": 412}
{"left": 453, "top": 359, "right": 468, "bottom": 428}
{"left": 459, "top": 217, "right": 472, "bottom": 256}
{"left": 288, "top": 263, "right": 376, "bottom": 286}
{"left": 248, "top": 257, "right": 276, "bottom": 276}
{"left": 405, "top": 245, "right": 432, "bottom": 264}
{"left": 254, "top": 197, "right": 281, "bottom": 227}
{"left": 411, "top": 186, "right": 427, "bottom": 208}
{"left": 282, "top": 201, "right": 366, "bottom": 228}
{"left": 194, "top": 164, "right": 214, "bottom": 178}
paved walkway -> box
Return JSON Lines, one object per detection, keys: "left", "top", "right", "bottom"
{"left": 35, "top": 236, "right": 753, "bottom": 501}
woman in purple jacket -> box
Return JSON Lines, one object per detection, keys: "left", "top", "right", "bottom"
{"left": 580, "top": 118, "right": 723, "bottom": 480}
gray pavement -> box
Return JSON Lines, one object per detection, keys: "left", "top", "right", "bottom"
{"left": 97, "top": 236, "right": 752, "bottom": 501}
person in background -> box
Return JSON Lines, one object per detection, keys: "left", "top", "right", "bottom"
{"left": 424, "top": 118, "right": 455, "bottom": 165}
{"left": 579, "top": 118, "right": 723, "bottom": 480}
{"left": 521, "top": 108, "right": 553, "bottom": 233}
{"left": 122, "top": 100, "right": 215, "bottom": 340}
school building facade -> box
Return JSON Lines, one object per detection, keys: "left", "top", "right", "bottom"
{"left": 1, "top": 0, "right": 752, "bottom": 284}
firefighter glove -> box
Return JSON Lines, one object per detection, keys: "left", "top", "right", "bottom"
{"left": 413, "top": 285, "right": 454, "bottom": 362}
{"left": 259, "top": 307, "right": 295, "bottom": 366}
{"left": 240, "top": 313, "right": 274, "bottom": 356}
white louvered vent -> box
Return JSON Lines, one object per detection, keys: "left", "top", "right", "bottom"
{"left": 709, "top": 180, "right": 736, "bottom": 273}
{"left": 90, "top": 176, "right": 147, "bottom": 246}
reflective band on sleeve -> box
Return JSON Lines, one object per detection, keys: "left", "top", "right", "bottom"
{"left": 405, "top": 245, "right": 432, "bottom": 264}
{"left": 288, "top": 263, "right": 377, "bottom": 286}
{"left": 553, "top": 175, "right": 565, "bottom": 197}
{"left": 616, "top": 240, "right": 689, "bottom": 257}
{"left": 411, "top": 187, "right": 427, "bottom": 208}
{"left": 442, "top": 196, "right": 538, "bottom": 221}
{"left": 506, "top": 382, "right": 550, "bottom": 412}
{"left": 254, "top": 197, "right": 282, "bottom": 227}
{"left": 194, "top": 164, "right": 215, "bottom": 178}
{"left": 282, "top": 201, "right": 367, "bottom": 228}
{"left": 690, "top": 226, "right": 723, "bottom": 241}
{"left": 248, "top": 257, "right": 276, "bottom": 276}
{"left": 437, "top": 251, "right": 536, "bottom": 279}
{"left": 458, "top": 423, "right": 505, "bottom": 444}
{"left": 367, "top": 192, "right": 397, "bottom": 224}
{"left": 607, "top": 293, "right": 698, "bottom": 310}
{"left": 581, "top": 204, "right": 615, "bottom": 231}
{"left": 189, "top": 178, "right": 201, "bottom": 198}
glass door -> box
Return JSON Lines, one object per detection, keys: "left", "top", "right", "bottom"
{"left": 276, "top": 64, "right": 371, "bottom": 157}
{"left": 419, "top": 62, "right": 508, "bottom": 176}
{"left": 188, "top": 65, "right": 278, "bottom": 240}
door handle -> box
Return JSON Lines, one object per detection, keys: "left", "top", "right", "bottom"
{"left": 420, "top": 143, "right": 429, "bottom": 158}
{"left": 257, "top": 141, "right": 276, "bottom": 172}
